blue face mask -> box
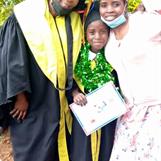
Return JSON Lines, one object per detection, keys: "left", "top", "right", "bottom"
{"left": 101, "top": 14, "right": 126, "bottom": 29}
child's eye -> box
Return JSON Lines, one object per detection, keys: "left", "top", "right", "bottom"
{"left": 100, "top": 2, "right": 108, "bottom": 8}
{"left": 89, "top": 31, "right": 95, "bottom": 35}
{"left": 112, "top": 2, "right": 121, "bottom": 8}
{"left": 100, "top": 30, "right": 107, "bottom": 34}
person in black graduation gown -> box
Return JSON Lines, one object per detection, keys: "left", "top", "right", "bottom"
{"left": 0, "top": 0, "right": 86, "bottom": 161}
{"left": 68, "top": 5, "right": 118, "bottom": 161}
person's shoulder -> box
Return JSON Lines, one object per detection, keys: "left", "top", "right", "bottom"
{"left": 0, "top": 14, "right": 19, "bottom": 46}
{"left": 129, "top": 12, "right": 146, "bottom": 24}
{"left": 142, "top": 12, "right": 161, "bottom": 20}
{"left": 140, "top": 12, "right": 161, "bottom": 32}
{"left": 129, "top": 11, "right": 161, "bottom": 28}
{"left": 130, "top": 11, "right": 161, "bottom": 22}
{"left": 4, "top": 14, "right": 18, "bottom": 26}
{"left": 129, "top": 12, "right": 161, "bottom": 38}
{"left": 1, "top": 14, "right": 18, "bottom": 34}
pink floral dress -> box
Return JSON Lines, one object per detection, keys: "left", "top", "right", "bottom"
{"left": 105, "top": 12, "right": 161, "bottom": 161}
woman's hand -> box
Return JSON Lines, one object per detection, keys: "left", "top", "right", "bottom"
{"left": 10, "top": 92, "right": 29, "bottom": 120}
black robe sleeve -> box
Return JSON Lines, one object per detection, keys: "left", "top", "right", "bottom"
{"left": 0, "top": 14, "right": 31, "bottom": 105}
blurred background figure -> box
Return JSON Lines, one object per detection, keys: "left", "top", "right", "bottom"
{"left": 135, "top": 2, "right": 146, "bottom": 13}
{"left": 142, "top": 0, "right": 161, "bottom": 14}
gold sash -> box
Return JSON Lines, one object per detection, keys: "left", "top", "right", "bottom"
{"left": 14, "top": 0, "right": 83, "bottom": 160}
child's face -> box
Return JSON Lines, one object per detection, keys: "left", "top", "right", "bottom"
{"left": 99, "top": 0, "right": 126, "bottom": 21}
{"left": 86, "top": 20, "right": 109, "bottom": 53}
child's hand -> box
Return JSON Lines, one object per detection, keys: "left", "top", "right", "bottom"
{"left": 10, "top": 92, "right": 29, "bottom": 120}
{"left": 73, "top": 93, "right": 87, "bottom": 106}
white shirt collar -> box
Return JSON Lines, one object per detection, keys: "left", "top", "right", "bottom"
{"left": 88, "top": 50, "right": 97, "bottom": 61}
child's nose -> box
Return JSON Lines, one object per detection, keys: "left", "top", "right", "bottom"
{"left": 95, "top": 33, "right": 101, "bottom": 39}
{"left": 106, "top": 5, "right": 113, "bottom": 12}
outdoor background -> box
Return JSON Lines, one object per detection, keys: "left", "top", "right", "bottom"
{"left": 0, "top": 0, "right": 159, "bottom": 160}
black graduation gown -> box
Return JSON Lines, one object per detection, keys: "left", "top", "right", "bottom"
{"left": 70, "top": 117, "right": 117, "bottom": 161}
{"left": 68, "top": 78, "right": 118, "bottom": 161}
{"left": 0, "top": 14, "right": 61, "bottom": 161}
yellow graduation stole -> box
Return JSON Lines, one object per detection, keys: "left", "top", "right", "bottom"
{"left": 74, "top": 54, "right": 101, "bottom": 161}
{"left": 14, "top": 0, "right": 82, "bottom": 160}
{"left": 74, "top": 72, "right": 101, "bottom": 161}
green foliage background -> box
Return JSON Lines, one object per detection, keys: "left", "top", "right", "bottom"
{"left": 0, "top": 0, "right": 23, "bottom": 26}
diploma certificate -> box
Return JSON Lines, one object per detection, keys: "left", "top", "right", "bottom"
{"left": 70, "top": 81, "right": 127, "bottom": 136}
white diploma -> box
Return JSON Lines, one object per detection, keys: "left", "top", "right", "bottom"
{"left": 70, "top": 81, "right": 127, "bottom": 136}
